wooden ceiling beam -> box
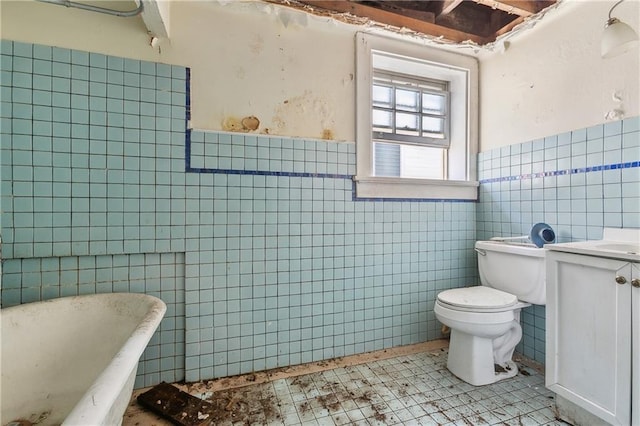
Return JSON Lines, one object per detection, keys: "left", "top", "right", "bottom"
{"left": 471, "top": 0, "right": 543, "bottom": 17}
{"left": 492, "top": 15, "right": 526, "bottom": 39}
{"left": 438, "top": 0, "right": 464, "bottom": 17}
{"left": 296, "top": 0, "right": 490, "bottom": 44}
{"left": 368, "top": 2, "right": 436, "bottom": 24}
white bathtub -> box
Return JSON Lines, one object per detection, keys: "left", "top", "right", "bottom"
{"left": 1, "top": 293, "right": 166, "bottom": 426}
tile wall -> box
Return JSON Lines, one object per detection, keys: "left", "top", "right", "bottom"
{"left": 184, "top": 130, "right": 477, "bottom": 380}
{"left": 477, "top": 117, "right": 640, "bottom": 363}
{"left": 0, "top": 40, "right": 478, "bottom": 385}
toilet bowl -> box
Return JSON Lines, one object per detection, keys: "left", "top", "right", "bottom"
{"left": 434, "top": 241, "right": 545, "bottom": 386}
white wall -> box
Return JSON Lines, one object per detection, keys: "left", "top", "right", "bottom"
{"left": 1, "top": 0, "right": 639, "bottom": 147}
{"left": 479, "top": 0, "right": 640, "bottom": 150}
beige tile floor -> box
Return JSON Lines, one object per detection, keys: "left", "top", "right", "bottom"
{"left": 124, "top": 341, "right": 567, "bottom": 425}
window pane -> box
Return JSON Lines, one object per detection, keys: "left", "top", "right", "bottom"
{"left": 373, "top": 109, "right": 393, "bottom": 133}
{"left": 400, "top": 145, "right": 445, "bottom": 179}
{"left": 396, "top": 112, "right": 419, "bottom": 135}
{"left": 374, "top": 142, "right": 400, "bottom": 177}
{"left": 395, "top": 88, "right": 419, "bottom": 111}
{"left": 373, "top": 85, "right": 392, "bottom": 108}
{"left": 373, "top": 143, "right": 445, "bottom": 179}
{"left": 422, "top": 93, "right": 446, "bottom": 114}
{"left": 422, "top": 116, "right": 444, "bottom": 138}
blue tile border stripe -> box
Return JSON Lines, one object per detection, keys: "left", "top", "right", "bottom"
{"left": 182, "top": 131, "right": 481, "bottom": 202}
{"left": 185, "top": 166, "right": 352, "bottom": 180}
{"left": 479, "top": 160, "right": 640, "bottom": 184}
{"left": 184, "top": 151, "right": 475, "bottom": 202}
{"left": 184, "top": 68, "right": 192, "bottom": 171}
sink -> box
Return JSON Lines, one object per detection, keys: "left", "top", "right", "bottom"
{"left": 545, "top": 228, "right": 640, "bottom": 261}
{"left": 593, "top": 243, "right": 640, "bottom": 254}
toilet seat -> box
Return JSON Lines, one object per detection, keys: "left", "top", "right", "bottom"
{"left": 437, "top": 286, "right": 518, "bottom": 313}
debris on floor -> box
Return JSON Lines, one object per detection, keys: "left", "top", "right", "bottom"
{"left": 137, "top": 382, "right": 215, "bottom": 426}
{"left": 126, "top": 342, "right": 559, "bottom": 426}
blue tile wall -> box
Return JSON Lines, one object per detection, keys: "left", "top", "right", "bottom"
{"left": 0, "top": 40, "right": 188, "bottom": 260}
{"left": 182, "top": 137, "right": 478, "bottom": 379}
{"left": 189, "top": 131, "right": 354, "bottom": 177}
{"left": 1, "top": 40, "right": 479, "bottom": 385}
{"left": 477, "top": 117, "right": 640, "bottom": 363}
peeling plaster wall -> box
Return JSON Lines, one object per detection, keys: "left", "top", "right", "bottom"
{"left": 479, "top": 0, "right": 640, "bottom": 151}
{"left": 169, "top": 1, "right": 355, "bottom": 140}
{"left": 0, "top": 0, "right": 356, "bottom": 141}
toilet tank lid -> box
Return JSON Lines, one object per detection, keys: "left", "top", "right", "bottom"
{"left": 437, "top": 286, "right": 518, "bottom": 309}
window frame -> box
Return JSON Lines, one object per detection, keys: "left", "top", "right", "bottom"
{"left": 355, "top": 32, "right": 479, "bottom": 200}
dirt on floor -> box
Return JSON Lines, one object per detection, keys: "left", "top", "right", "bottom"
{"left": 123, "top": 340, "right": 450, "bottom": 426}
{"left": 123, "top": 341, "right": 550, "bottom": 426}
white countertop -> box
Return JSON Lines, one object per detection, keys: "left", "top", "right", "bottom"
{"left": 545, "top": 228, "right": 640, "bottom": 262}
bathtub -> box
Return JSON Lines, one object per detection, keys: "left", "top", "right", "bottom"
{"left": 1, "top": 293, "right": 166, "bottom": 426}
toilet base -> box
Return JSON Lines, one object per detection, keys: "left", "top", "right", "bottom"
{"left": 447, "top": 329, "right": 519, "bottom": 386}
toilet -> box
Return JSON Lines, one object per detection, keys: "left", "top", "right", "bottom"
{"left": 434, "top": 240, "right": 546, "bottom": 386}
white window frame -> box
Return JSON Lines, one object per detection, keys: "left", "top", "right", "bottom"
{"left": 355, "top": 32, "right": 479, "bottom": 200}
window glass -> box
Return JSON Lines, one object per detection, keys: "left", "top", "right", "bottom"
{"left": 422, "top": 93, "right": 446, "bottom": 114}
{"left": 372, "top": 85, "right": 393, "bottom": 108}
{"left": 374, "top": 142, "right": 444, "bottom": 179}
{"left": 372, "top": 72, "right": 450, "bottom": 148}
{"left": 395, "top": 88, "right": 419, "bottom": 111}
{"left": 422, "top": 116, "right": 444, "bottom": 137}
{"left": 374, "top": 142, "right": 400, "bottom": 176}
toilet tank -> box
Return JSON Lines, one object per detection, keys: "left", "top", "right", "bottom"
{"left": 476, "top": 240, "right": 546, "bottom": 305}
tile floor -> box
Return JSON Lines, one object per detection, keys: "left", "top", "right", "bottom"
{"left": 124, "top": 343, "right": 567, "bottom": 426}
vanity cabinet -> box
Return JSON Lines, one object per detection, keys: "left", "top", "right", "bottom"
{"left": 546, "top": 251, "right": 639, "bottom": 426}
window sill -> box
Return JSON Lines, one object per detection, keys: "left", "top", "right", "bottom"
{"left": 353, "top": 176, "right": 478, "bottom": 201}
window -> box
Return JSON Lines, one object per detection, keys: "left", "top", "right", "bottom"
{"left": 355, "top": 33, "right": 479, "bottom": 200}
{"left": 372, "top": 72, "right": 450, "bottom": 179}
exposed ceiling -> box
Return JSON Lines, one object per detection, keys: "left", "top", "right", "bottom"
{"left": 265, "top": 0, "right": 559, "bottom": 45}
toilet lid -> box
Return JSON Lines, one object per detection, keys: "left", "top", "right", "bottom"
{"left": 437, "top": 286, "right": 517, "bottom": 309}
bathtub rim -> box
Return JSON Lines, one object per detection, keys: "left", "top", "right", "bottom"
{"left": 1, "top": 292, "right": 167, "bottom": 426}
